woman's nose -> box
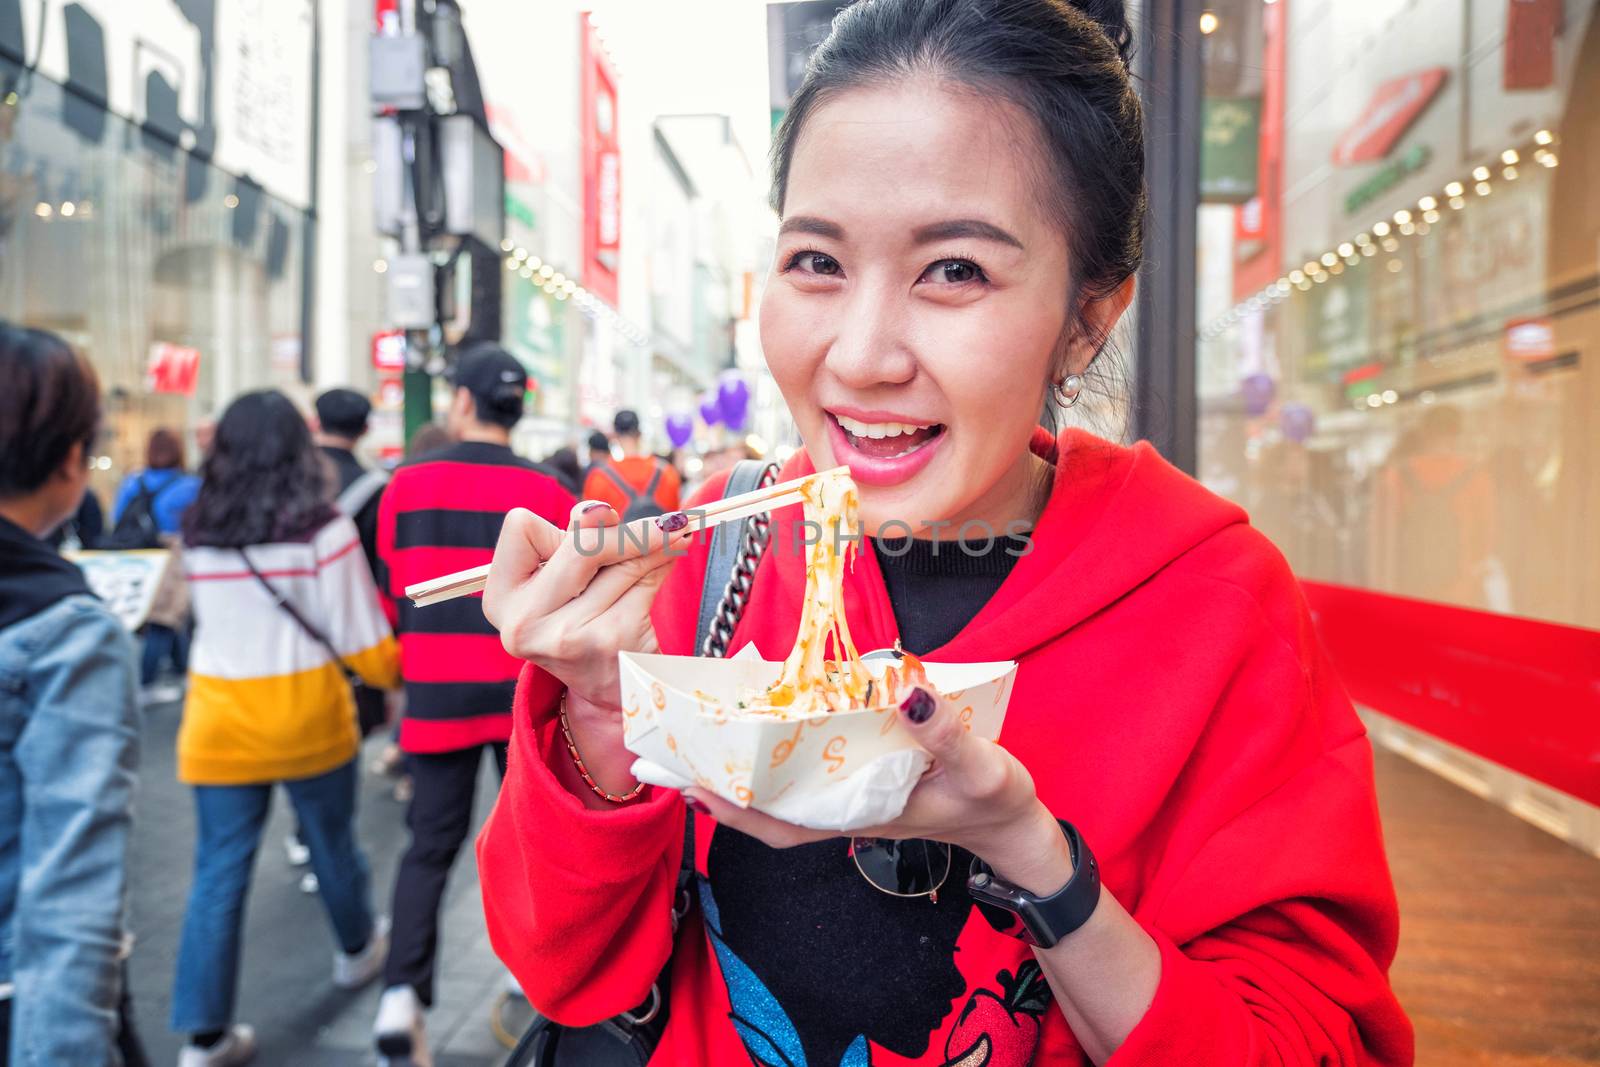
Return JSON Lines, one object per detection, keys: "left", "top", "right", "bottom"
{"left": 822, "top": 284, "right": 918, "bottom": 389}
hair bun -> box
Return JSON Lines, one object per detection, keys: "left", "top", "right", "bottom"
{"left": 1070, "top": 0, "right": 1133, "bottom": 67}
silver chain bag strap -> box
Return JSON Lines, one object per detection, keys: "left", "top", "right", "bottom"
{"left": 505, "top": 458, "right": 781, "bottom": 1067}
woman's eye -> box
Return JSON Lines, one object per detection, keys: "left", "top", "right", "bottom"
{"left": 921, "top": 259, "right": 983, "bottom": 285}
{"left": 790, "top": 252, "right": 842, "bottom": 276}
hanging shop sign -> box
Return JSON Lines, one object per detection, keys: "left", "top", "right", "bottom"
{"left": 271, "top": 334, "right": 301, "bottom": 371}
{"left": 1344, "top": 144, "right": 1432, "bottom": 215}
{"left": 1332, "top": 67, "right": 1448, "bottom": 167}
{"left": 1200, "top": 96, "right": 1262, "bottom": 203}
{"left": 372, "top": 328, "right": 406, "bottom": 372}
{"left": 580, "top": 13, "right": 620, "bottom": 305}
{"left": 1503, "top": 317, "right": 1556, "bottom": 362}
{"left": 1302, "top": 265, "right": 1370, "bottom": 378}
{"left": 145, "top": 341, "right": 201, "bottom": 395}
{"left": 1231, "top": 0, "right": 1286, "bottom": 301}
{"left": 508, "top": 282, "right": 567, "bottom": 418}
{"left": 377, "top": 377, "right": 405, "bottom": 410}
{"left": 1504, "top": 0, "right": 1560, "bottom": 90}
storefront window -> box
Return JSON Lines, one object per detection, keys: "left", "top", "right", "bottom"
{"left": 1195, "top": 0, "right": 1596, "bottom": 630}
{"left": 0, "top": 56, "right": 307, "bottom": 494}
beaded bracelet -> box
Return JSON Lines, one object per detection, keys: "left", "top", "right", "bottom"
{"left": 558, "top": 696, "right": 645, "bottom": 803}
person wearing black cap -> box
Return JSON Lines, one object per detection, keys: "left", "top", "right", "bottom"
{"left": 580, "top": 408, "right": 681, "bottom": 520}
{"left": 313, "top": 388, "right": 390, "bottom": 746}
{"left": 371, "top": 344, "right": 575, "bottom": 1065}
{"left": 583, "top": 429, "right": 612, "bottom": 480}
{"left": 314, "top": 388, "right": 386, "bottom": 572}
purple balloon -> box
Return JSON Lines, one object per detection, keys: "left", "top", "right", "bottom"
{"left": 1280, "top": 402, "right": 1316, "bottom": 444}
{"left": 717, "top": 372, "right": 750, "bottom": 431}
{"left": 1240, "top": 372, "right": 1276, "bottom": 417}
{"left": 698, "top": 393, "right": 722, "bottom": 426}
{"left": 665, "top": 412, "right": 694, "bottom": 449}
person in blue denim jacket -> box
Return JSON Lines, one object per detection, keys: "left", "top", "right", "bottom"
{"left": 0, "top": 322, "right": 141, "bottom": 1067}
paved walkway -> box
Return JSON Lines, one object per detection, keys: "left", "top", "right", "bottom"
{"left": 1375, "top": 746, "right": 1600, "bottom": 1066}
{"left": 126, "top": 694, "right": 515, "bottom": 1065}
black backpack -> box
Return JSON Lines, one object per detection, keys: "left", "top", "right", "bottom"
{"left": 598, "top": 462, "right": 666, "bottom": 522}
{"left": 105, "top": 476, "right": 168, "bottom": 550}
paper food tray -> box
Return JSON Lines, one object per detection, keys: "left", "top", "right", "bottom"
{"left": 617, "top": 649, "right": 1017, "bottom": 819}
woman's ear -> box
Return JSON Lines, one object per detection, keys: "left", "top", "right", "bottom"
{"left": 1061, "top": 275, "right": 1137, "bottom": 377}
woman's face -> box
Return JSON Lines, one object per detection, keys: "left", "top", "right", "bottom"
{"left": 761, "top": 81, "right": 1073, "bottom": 536}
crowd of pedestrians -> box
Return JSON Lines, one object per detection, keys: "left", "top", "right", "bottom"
{"left": 0, "top": 320, "right": 685, "bottom": 1066}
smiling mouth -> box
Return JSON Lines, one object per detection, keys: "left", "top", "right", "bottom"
{"left": 830, "top": 413, "right": 946, "bottom": 459}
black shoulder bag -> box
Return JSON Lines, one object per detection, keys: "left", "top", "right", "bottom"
{"left": 239, "top": 548, "right": 363, "bottom": 689}
{"left": 505, "top": 459, "right": 780, "bottom": 1067}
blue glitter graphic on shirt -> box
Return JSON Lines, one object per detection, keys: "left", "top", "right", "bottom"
{"left": 699, "top": 878, "right": 872, "bottom": 1067}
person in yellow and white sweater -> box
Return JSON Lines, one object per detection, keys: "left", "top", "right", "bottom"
{"left": 169, "top": 391, "right": 401, "bottom": 1067}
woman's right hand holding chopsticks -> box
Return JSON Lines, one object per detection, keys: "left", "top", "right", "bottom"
{"left": 483, "top": 501, "right": 684, "bottom": 802}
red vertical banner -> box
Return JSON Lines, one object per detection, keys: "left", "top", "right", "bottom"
{"left": 1504, "top": 0, "right": 1559, "bottom": 90}
{"left": 581, "top": 12, "right": 621, "bottom": 305}
{"left": 1232, "top": 0, "right": 1285, "bottom": 300}
{"left": 373, "top": 0, "right": 399, "bottom": 33}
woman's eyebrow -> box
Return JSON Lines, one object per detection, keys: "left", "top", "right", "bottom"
{"left": 778, "top": 215, "right": 846, "bottom": 240}
{"left": 912, "top": 219, "right": 1024, "bottom": 250}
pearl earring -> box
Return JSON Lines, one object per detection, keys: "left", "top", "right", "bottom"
{"left": 1054, "top": 373, "right": 1084, "bottom": 408}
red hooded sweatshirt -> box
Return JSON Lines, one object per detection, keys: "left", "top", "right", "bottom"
{"left": 477, "top": 430, "right": 1413, "bottom": 1066}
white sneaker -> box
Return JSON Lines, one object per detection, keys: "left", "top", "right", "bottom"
{"left": 298, "top": 872, "right": 319, "bottom": 894}
{"left": 176, "top": 1024, "right": 257, "bottom": 1066}
{"left": 283, "top": 833, "right": 311, "bottom": 867}
{"left": 334, "top": 915, "right": 390, "bottom": 989}
{"left": 374, "top": 984, "right": 432, "bottom": 1067}
{"left": 141, "top": 680, "right": 184, "bottom": 705}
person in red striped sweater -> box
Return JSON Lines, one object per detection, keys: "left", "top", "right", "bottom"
{"left": 371, "top": 345, "right": 573, "bottom": 1065}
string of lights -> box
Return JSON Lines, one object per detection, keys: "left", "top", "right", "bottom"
{"left": 498, "top": 240, "right": 650, "bottom": 349}
{"left": 1201, "top": 129, "right": 1560, "bottom": 342}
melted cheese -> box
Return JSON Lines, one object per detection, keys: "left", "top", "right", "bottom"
{"left": 743, "top": 467, "right": 931, "bottom": 719}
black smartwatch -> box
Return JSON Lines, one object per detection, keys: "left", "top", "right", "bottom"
{"left": 967, "top": 819, "right": 1100, "bottom": 949}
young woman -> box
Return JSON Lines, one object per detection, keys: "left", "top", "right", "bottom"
{"left": 475, "top": 2, "right": 1413, "bottom": 1064}
{"left": 171, "top": 391, "right": 399, "bottom": 1067}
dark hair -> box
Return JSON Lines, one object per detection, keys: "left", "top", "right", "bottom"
{"left": 183, "top": 390, "right": 336, "bottom": 548}
{"left": 315, "top": 387, "right": 372, "bottom": 439}
{"left": 472, "top": 390, "right": 524, "bottom": 429}
{"left": 544, "top": 446, "right": 583, "bottom": 490}
{"left": 146, "top": 427, "right": 184, "bottom": 470}
{"left": 587, "top": 430, "right": 611, "bottom": 454}
{"left": 406, "top": 422, "right": 454, "bottom": 460}
{"left": 613, "top": 409, "right": 641, "bottom": 437}
{"left": 771, "top": 0, "right": 1144, "bottom": 384}
{"left": 0, "top": 322, "right": 100, "bottom": 498}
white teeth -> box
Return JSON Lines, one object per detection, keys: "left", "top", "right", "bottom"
{"left": 834, "top": 414, "right": 937, "bottom": 440}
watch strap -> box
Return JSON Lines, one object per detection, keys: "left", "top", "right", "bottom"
{"left": 968, "top": 820, "right": 1101, "bottom": 948}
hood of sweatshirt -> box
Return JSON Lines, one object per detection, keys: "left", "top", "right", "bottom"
{"left": 0, "top": 512, "right": 93, "bottom": 631}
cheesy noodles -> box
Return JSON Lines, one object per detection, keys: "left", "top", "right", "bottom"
{"left": 743, "top": 466, "right": 930, "bottom": 718}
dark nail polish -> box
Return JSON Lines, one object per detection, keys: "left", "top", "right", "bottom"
{"left": 655, "top": 511, "right": 689, "bottom": 533}
{"left": 900, "top": 687, "right": 935, "bottom": 724}
{"left": 579, "top": 501, "right": 610, "bottom": 515}
{"left": 683, "top": 794, "right": 707, "bottom": 814}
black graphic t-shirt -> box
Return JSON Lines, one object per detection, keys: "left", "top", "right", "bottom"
{"left": 705, "top": 535, "right": 1027, "bottom": 1066}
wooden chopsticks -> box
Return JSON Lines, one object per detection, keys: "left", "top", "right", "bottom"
{"left": 403, "top": 466, "right": 843, "bottom": 607}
